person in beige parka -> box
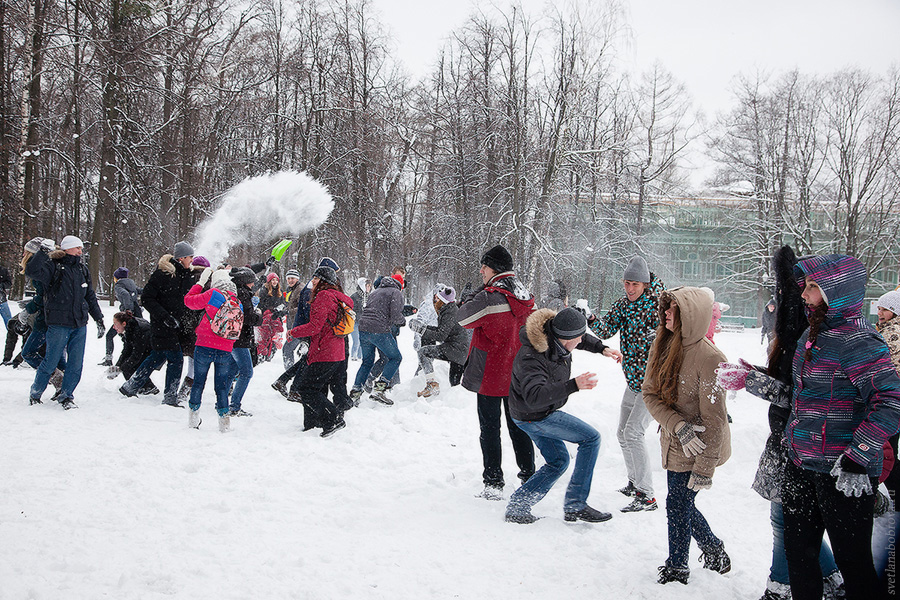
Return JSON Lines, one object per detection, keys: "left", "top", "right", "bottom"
{"left": 642, "top": 286, "right": 732, "bottom": 585}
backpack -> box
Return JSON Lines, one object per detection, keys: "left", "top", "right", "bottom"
{"left": 331, "top": 301, "right": 356, "bottom": 336}
{"left": 206, "top": 292, "right": 244, "bottom": 340}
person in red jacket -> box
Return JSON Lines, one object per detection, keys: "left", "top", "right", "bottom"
{"left": 458, "top": 244, "right": 536, "bottom": 499}
{"left": 288, "top": 265, "right": 355, "bottom": 438}
{"left": 184, "top": 268, "right": 242, "bottom": 433}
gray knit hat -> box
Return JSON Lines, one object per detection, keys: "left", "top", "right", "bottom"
{"left": 173, "top": 241, "right": 194, "bottom": 259}
{"left": 314, "top": 265, "right": 338, "bottom": 285}
{"left": 551, "top": 307, "right": 587, "bottom": 340}
{"left": 623, "top": 256, "right": 650, "bottom": 283}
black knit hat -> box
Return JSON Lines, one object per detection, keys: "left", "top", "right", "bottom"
{"left": 229, "top": 267, "right": 256, "bottom": 286}
{"left": 551, "top": 307, "right": 587, "bottom": 340}
{"left": 481, "top": 245, "right": 513, "bottom": 273}
{"left": 314, "top": 265, "right": 338, "bottom": 285}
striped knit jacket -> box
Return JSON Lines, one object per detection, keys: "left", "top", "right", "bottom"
{"left": 786, "top": 254, "right": 900, "bottom": 477}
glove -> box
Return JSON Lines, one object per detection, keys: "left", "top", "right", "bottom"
{"left": 830, "top": 455, "right": 873, "bottom": 497}
{"left": 409, "top": 319, "right": 427, "bottom": 334}
{"left": 687, "top": 472, "right": 713, "bottom": 492}
{"left": 675, "top": 421, "right": 707, "bottom": 457}
{"left": 197, "top": 266, "right": 214, "bottom": 287}
{"left": 715, "top": 361, "right": 750, "bottom": 391}
{"left": 40, "top": 238, "right": 56, "bottom": 252}
{"left": 163, "top": 314, "right": 179, "bottom": 330}
{"left": 96, "top": 320, "right": 106, "bottom": 339}
{"left": 252, "top": 296, "right": 260, "bottom": 308}
{"left": 105, "top": 365, "right": 121, "bottom": 380}
{"left": 266, "top": 256, "right": 277, "bottom": 267}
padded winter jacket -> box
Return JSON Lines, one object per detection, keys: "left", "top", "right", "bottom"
{"left": 509, "top": 309, "right": 607, "bottom": 422}
{"left": 184, "top": 284, "right": 240, "bottom": 352}
{"left": 357, "top": 276, "right": 405, "bottom": 334}
{"left": 642, "top": 286, "right": 731, "bottom": 479}
{"left": 590, "top": 273, "right": 664, "bottom": 392}
{"left": 787, "top": 255, "right": 900, "bottom": 477}
{"left": 233, "top": 284, "right": 262, "bottom": 349}
{"left": 458, "top": 272, "right": 535, "bottom": 397}
{"left": 117, "top": 317, "right": 152, "bottom": 379}
{"left": 877, "top": 316, "right": 900, "bottom": 375}
{"left": 141, "top": 255, "right": 200, "bottom": 351}
{"left": 25, "top": 250, "right": 103, "bottom": 329}
{"left": 289, "top": 288, "right": 354, "bottom": 364}
{"left": 420, "top": 301, "right": 471, "bottom": 366}
{"left": 114, "top": 277, "right": 143, "bottom": 318}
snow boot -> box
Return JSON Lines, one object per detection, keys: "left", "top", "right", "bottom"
{"left": 417, "top": 380, "right": 440, "bottom": 398}
{"left": 657, "top": 563, "right": 689, "bottom": 585}
{"left": 119, "top": 382, "right": 137, "bottom": 398}
{"left": 57, "top": 395, "right": 78, "bottom": 410}
{"left": 271, "top": 379, "right": 289, "bottom": 398}
{"left": 29, "top": 395, "right": 42, "bottom": 405}
{"left": 229, "top": 408, "right": 253, "bottom": 417}
{"left": 349, "top": 387, "right": 363, "bottom": 406}
{"left": 161, "top": 397, "right": 184, "bottom": 408}
{"left": 370, "top": 379, "right": 393, "bottom": 406}
{"left": 700, "top": 542, "right": 731, "bottom": 574}
{"left": 218, "top": 414, "right": 232, "bottom": 433}
{"left": 760, "top": 579, "right": 791, "bottom": 600}
{"left": 505, "top": 511, "right": 540, "bottom": 524}
{"left": 188, "top": 409, "right": 201, "bottom": 429}
{"left": 177, "top": 377, "right": 194, "bottom": 402}
{"left": 49, "top": 368, "right": 64, "bottom": 391}
{"left": 476, "top": 485, "right": 504, "bottom": 501}
{"left": 139, "top": 382, "right": 160, "bottom": 395}
{"left": 822, "top": 571, "right": 845, "bottom": 600}
{"left": 564, "top": 505, "right": 612, "bottom": 523}
{"left": 621, "top": 490, "right": 658, "bottom": 512}
{"left": 320, "top": 418, "right": 346, "bottom": 438}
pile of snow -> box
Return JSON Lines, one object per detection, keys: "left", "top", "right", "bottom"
{"left": 2, "top": 310, "right": 791, "bottom": 598}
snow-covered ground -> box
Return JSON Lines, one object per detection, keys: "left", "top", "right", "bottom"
{"left": 1, "top": 307, "right": 791, "bottom": 599}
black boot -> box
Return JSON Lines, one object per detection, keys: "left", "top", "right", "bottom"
{"left": 564, "top": 505, "right": 612, "bottom": 523}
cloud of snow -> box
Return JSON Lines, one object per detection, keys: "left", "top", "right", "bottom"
{"left": 194, "top": 170, "right": 334, "bottom": 263}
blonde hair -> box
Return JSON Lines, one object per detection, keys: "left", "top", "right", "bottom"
{"left": 19, "top": 251, "right": 34, "bottom": 275}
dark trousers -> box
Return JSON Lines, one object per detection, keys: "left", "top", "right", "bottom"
{"left": 782, "top": 461, "right": 882, "bottom": 600}
{"left": 105, "top": 325, "right": 118, "bottom": 357}
{"left": 477, "top": 394, "right": 535, "bottom": 488}
{"left": 297, "top": 360, "right": 343, "bottom": 430}
{"left": 4, "top": 324, "right": 29, "bottom": 363}
{"left": 665, "top": 470, "right": 723, "bottom": 569}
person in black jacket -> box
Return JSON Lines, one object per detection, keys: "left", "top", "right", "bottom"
{"left": 121, "top": 241, "right": 196, "bottom": 407}
{"left": 504, "top": 307, "right": 621, "bottom": 524}
{"left": 408, "top": 285, "right": 471, "bottom": 398}
{"left": 228, "top": 267, "right": 262, "bottom": 416}
{"left": 106, "top": 310, "right": 157, "bottom": 394}
{"left": 100, "top": 266, "right": 143, "bottom": 366}
{"left": 25, "top": 235, "right": 104, "bottom": 408}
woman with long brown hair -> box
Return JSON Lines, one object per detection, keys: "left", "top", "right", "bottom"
{"left": 642, "top": 286, "right": 731, "bottom": 585}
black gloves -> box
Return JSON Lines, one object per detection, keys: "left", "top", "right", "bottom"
{"left": 96, "top": 320, "right": 106, "bottom": 339}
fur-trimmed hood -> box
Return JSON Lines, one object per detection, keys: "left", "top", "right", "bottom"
{"left": 158, "top": 253, "right": 204, "bottom": 278}
{"left": 522, "top": 308, "right": 556, "bottom": 353}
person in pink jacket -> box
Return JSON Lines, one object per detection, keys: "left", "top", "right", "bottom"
{"left": 184, "top": 268, "right": 242, "bottom": 432}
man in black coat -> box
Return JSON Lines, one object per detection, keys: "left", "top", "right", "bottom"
{"left": 25, "top": 235, "right": 104, "bottom": 408}
{"left": 121, "top": 241, "right": 196, "bottom": 407}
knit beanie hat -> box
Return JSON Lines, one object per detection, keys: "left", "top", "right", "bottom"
{"left": 192, "top": 256, "right": 211, "bottom": 268}
{"left": 229, "top": 267, "right": 256, "bottom": 286}
{"left": 60, "top": 235, "right": 84, "bottom": 251}
{"left": 318, "top": 257, "right": 340, "bottom": 272}
{"left": 314, "top": 265, "right": 338, "bottom": 285}
{"left": 481, "top": 245, "right": 513, "bottom": 273}
{"left": 623, "top": 256, "right": 650, "bottom": 283}
{"left": 173, "top": 241, "right": 194, "bottom": 259}
{"left": 435, "top": 284, "right": 456, "bottom": 304}
{"left": 211, "top": 269, "right": 236, "bottom": 294}
{"left": 357, "top": 277, "right": 368, "bottom": 291}
{"left": 551, "top": 307, "right": 587, "bottom": 340}
{"left": 391, "top": 273, "right": 405, "bottom": 288}
{"left": 24, "top": 237, "right": 45, "bottom": 254}
{"left": 878, "top": 290, "right": 900, "bottom": 317}
{"left": 286, "top": 269, "right": 301, "bottom": 280}
{"left": 114, "top": 267, "right": 129, "bottom": 280}
{"left": 266, "top": 272, "right": 280, "bottom": 283}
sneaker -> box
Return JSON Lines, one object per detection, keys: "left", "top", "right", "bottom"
{"left": 320, "top": 419, "right": 346, "bottom": 438}
{"left": 177, "top": 377, "right": 194, "bottom": 402}
{"left": 59, "top": 397, "right": 78, "bottom": 410}
{"left": 417, "top": 380, "right": 440, "bottom": 398}
{"left": 349, "top": 387, "right": 363, "bottom": 406}
{"left": 618, "top": 481, "right": 637, "bottom": 497}
{"left": 505, "top": 511, "right": 540, "bottom": 524}
{"left": 476, "top": 485, "right": 504, "bottom": 501}
{"left": 98, "top": 355, "right": 113, "bottom": 366}
{"left": 370, "top": 379, "right": 393, "bottom": 405}
{"left": 188, "top": 409, "right": 201, "bottom": 429}
{"left": 657, "top": 563, "right": 689, "bottom": 585}
{"left": 271, "top": 379, "right": 289, "bottom": 398}
{"left": 218, "top": 414, "right": 232, "bottom": 433}
{"left": 564, "top": 505, "right": 612, "bottom": 523}
{"left": 229, "top": 408, "right": 253, "bottom": 417}
{"left": 700, "top": 542, "right": 731, "bottom": 574}
{"left": 621, "top": 491, "right": 658, "bottom": 512}
{"left": 138, "top": 382, "right": 160, "bottom": 395}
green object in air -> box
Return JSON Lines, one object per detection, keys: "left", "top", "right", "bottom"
{"left": 271, "top": 239, "right": 292, "bottom": 261}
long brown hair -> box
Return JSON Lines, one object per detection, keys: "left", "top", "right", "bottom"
{"left": 647, "top": 292, "right": 685, "bottom": 407}
{"left": 804, "top": 302, "right": 828, "bottom": 361}
{"left": 310, "top": 278, "right": 343, "bottom": 302}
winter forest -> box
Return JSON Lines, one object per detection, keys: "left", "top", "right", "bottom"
{"left": 2, "top": 0, "right": 900, "bottom": 312}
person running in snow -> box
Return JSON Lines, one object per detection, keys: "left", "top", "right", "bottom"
{"left": 227, "top": 266, "right": 262, "bottom": 417}
{"left": 408, "top": 285, "right": 471, "bottom": 398}
{"left": 775, "top": 254, "right": 900, "bottom": 600}
{"left": 105, "top": 310, "right": 156, "bottom": 394}
{"left": 350, "top": 272, "right": 405, "bottom": 406}
{"left": 348, "top": 277, "right": 371, "bottom": 361}
{"left": 504, "top": 307, "right": 620, "bottom": 524}
{"left": 458, "top": 244, "right": 536, "bottom": 500}
{"left": 25, "top": 235, "right": 105, "bottom": 409}
{"left": 2, "top": 313, "right": 30, "bottom": 368}
{"left": 99, "top": 266, "right": 143, "bottom": 367}
{"left": 185, "top": 267, "right": 243, "bottom": 432}
{"left": 281, "top": 269, "right": 304, "bottom": 368}
{"left": 256, "top": 272, "right": 285, "bottom": 362}
{"left": 588, "top": 255, "right": 661, "bottom": 513}
{"left": 643, "top": 286, "right": 731, "bottom": 585}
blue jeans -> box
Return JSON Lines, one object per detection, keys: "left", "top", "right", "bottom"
{"left": 282, "top": 337, "right": 302, "bottom": 369}
{"left": 229, "top": 347, "right": 253, "bottom": 411}
{"left": 21, "top": 324, "right": 67, "bottom": 371}
{"left": 353, "top": 331, "right": 402, "bottom": 388}
{"left": 0, "top": 301, "right": 10, "bottom": 327}
{"left": 666, "top": 470, "right": 724, "bottom": 570}
{"left": 770, "top": 501, "right": 838, "bottom": 584}
{"left": 190, "top": 345, "right": 233, "bottom": 416}
{"left": 126, "top": 348, "right": 183, "bottom": 403}
{"left": 349, "top": 328, "right": 361, "bottom": 359}
{"left": 31, "top": 325, "right": 86, "bottom": 400}
{"left": 507, "top": 411, "right": 600, "bottom": 514}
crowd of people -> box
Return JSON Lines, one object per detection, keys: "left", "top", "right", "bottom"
{"left": 3, "top": 235, "right": 900, "bottom": 599}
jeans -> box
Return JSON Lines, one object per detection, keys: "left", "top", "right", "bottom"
{"left": 354, "top": 331, "right": 402, "bottom": 388}
{"left": 229, "top": 347, "right": 254, "bottom": 411}
{"left": 189, "top": 345, "right": 234, "bottom": 416}
{"left": 782, "top": 461, "right": 881, "bottom": 600}
{"left": 282, "top": 337, "right": 302, "bottom": 369}
{"left": 507, "top": 411, "right": 600, "bottom": 514}
{"left": 0, "top": 301, "right": 10, "bottom": 328}
{"left": 31, "top": 325, "right": 86, "bottom": 400}
{"left": 105, "top": 324, "right": 118, "bottom": 357}
{"left": 666, "top": 470, "right": 724, "bottom": 570}
{"left": 769, "top": 501, "right": 838, "bottom": 585}
{"left": 477, "top": 394, "right": 535, "bottom": 488}
{"left": 126, "top": 348, "right": 183, "bottom": 403}
{"left": 21, "top": 325, "right": 65, "bottom": 371}
{"left": 617, "top": 387, "right": 655, "bottom": 495}
{"left": 349, "top": 328, "right": 361, "bottom": 359}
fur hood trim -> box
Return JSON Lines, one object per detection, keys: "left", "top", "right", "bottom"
{"left": 524, "top": 308, "right": 556, "bottom": 353}
{"left": 158, "top": 254, "right": 176, "bottom": 276}
{"left": 49, "top": 250, "right": 66, "bottom": 260}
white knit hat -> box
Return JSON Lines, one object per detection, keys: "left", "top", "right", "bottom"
{"left": 59, "top": 235, "right": 84, "bottom": 250}
{"left": 878, "top": 290, "right": 900, "bottom": 317}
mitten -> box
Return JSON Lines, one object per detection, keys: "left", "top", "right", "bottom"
{"left": 409, "top": 319, "right": 427, "bottom": 334}
{"left": 687, "top": 472, "right": 713, "bottom": 492}
{"left": 96, "top": 320, "right": 106, "bottom": 339}
{"left": 830, "top": 455, "right": 873, "bottom": 497}
{"left": 40, "top": 238, "right": 56, "bottom": 252}
{"left": 715, "top": 361, "right": 750, "bottom": 391}
{"left": 197, "top": 266, "right": 213, "bottom": 287}
{"left": 266, "top": 256, "right": 277, "bottom": 267}
{"left": 252, "top": 296, "right": 260, "bottom": 308}
{"left": 106, "top": 365, "right": 121, "bottom": 380}
{"left": 675, "top": 421, "right": 707, "bottom": 457}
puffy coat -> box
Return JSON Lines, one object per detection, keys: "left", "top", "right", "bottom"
{"left": 590, "top": 273, "right": 664, "bottom": 392}
{"left": 642, "top": 286, "right": 731, "bottom": 479}
{"left": 117, "top": 317, "right": 152, "bottom": 379}
{"left": 509, "top": 309, "right": 607, "bottom": 422}
{"left": 284, "top": 281, "right": 303, "bottom": 326}
{"left": 420, "top": 301, "right": 471, "bottom": 366}
{"left": 358, "top": 276, "right": 404, "bottom": 334}
{"left": 234, "top": 284, "right": 262, "bottom": 349}
{"left": 141, "top": 254, "right": 198, "bottom": 351}
{"left": 25, "top": 250, "right": 103, "bottom": 328}
{"left": 183, "top": 284, "right": 240, "bottom": 352}
{"left": 877, "top": 315, "right": 900, "bottom": 374}
{"left": 458, "top": 272, "right": 535, "bottom": 397}
{"left": 787, "top": 254, "right": 900, "bottom": 477}
{"left": 289, "top": 288, "right": 354, "bottom": 364}
{"left": 114, "top": 277, "right": 143, "bottom": 318}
